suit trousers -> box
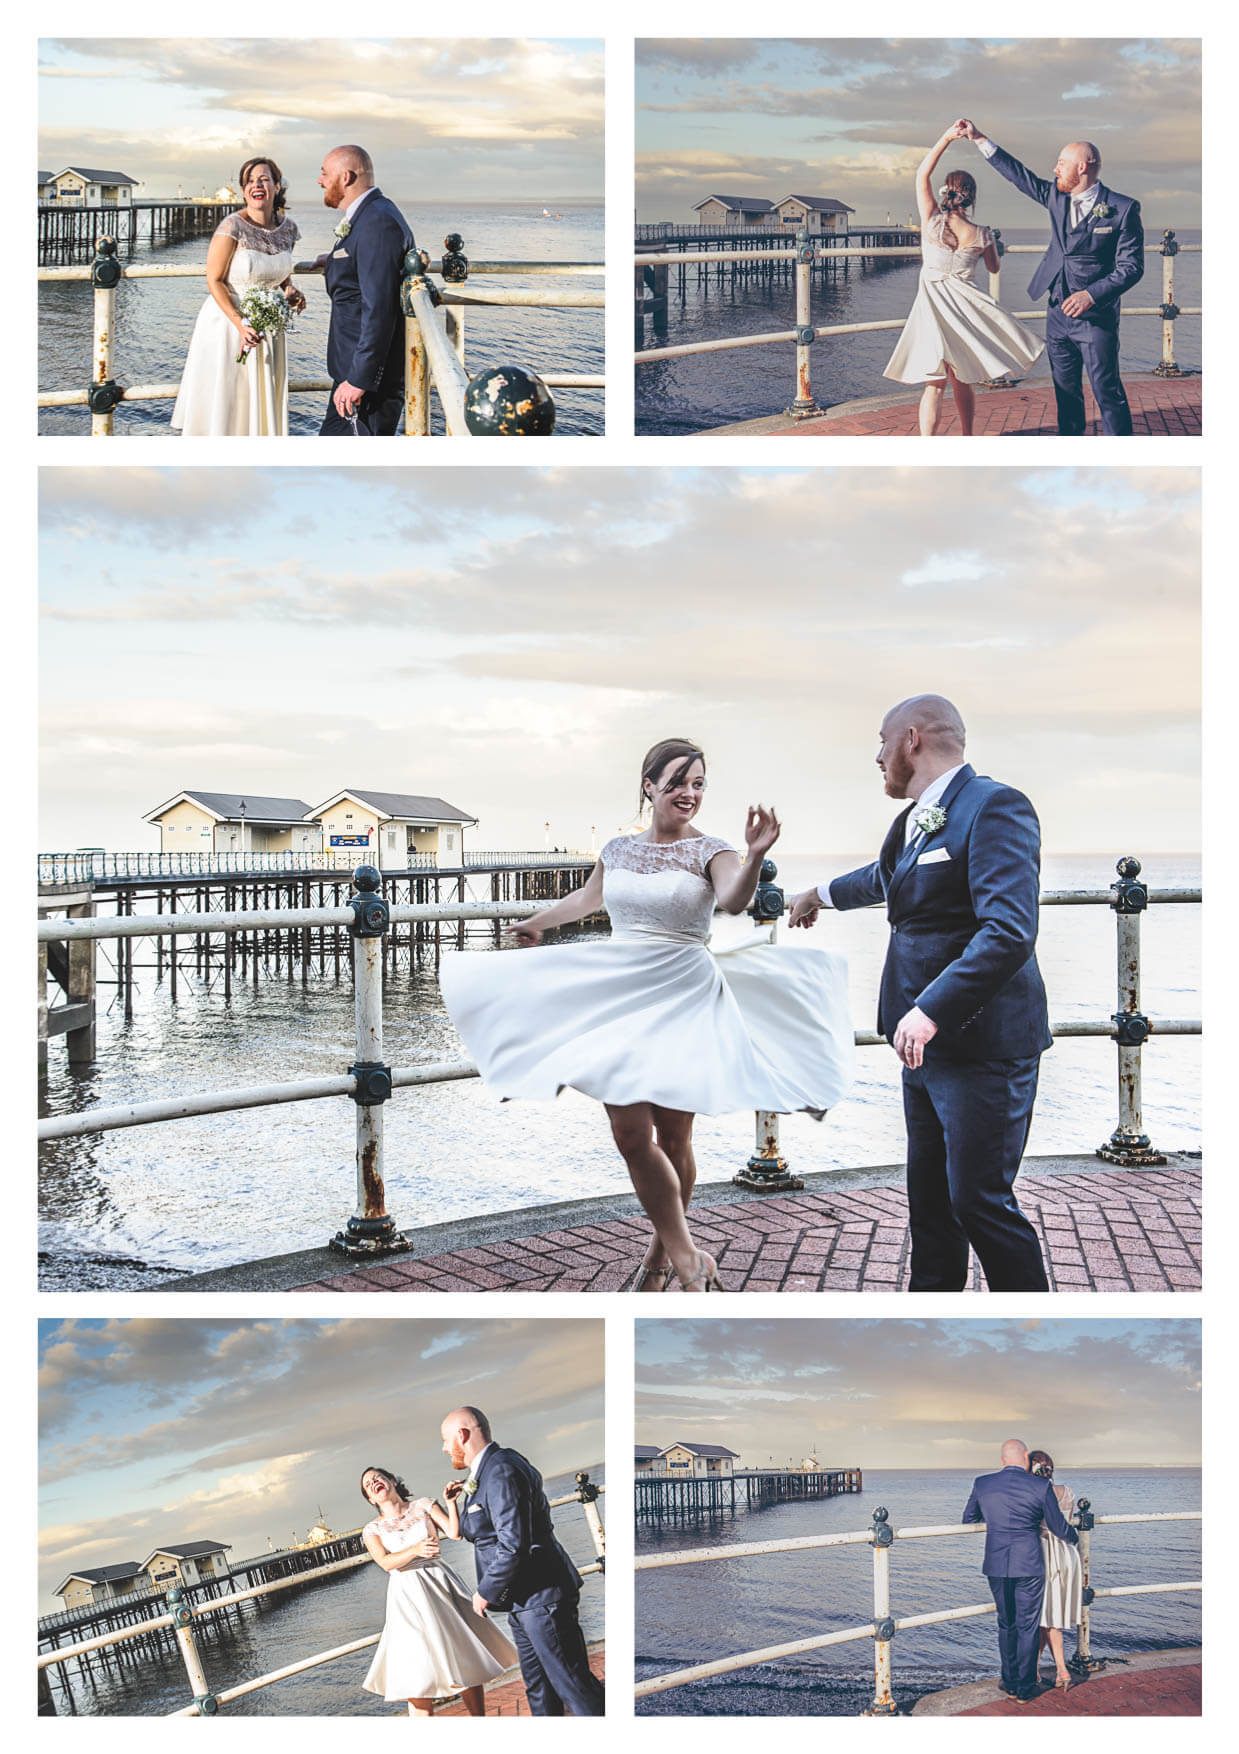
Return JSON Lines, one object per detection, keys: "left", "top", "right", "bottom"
{"left": 902, "top": 1054, "right": 1049, "bottom": 1292}
{"left": 988, "top": 1574, "right": 1045, "bottom": 1697}
{"left": 508, "top": 1601, "right": 605, "bottom": 1716}
{"left": 319, "top": 386, "right": 405, "bottom": 437}
{"left": 1045, "top": 300, "right": 1133, "bottom": 435}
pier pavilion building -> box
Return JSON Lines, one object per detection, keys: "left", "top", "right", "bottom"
{"left": 307, "top": 789, "right": 478, "bottom": 870}
{"left": 637, "top": 1443, "right": 740, "bottom": 1478}
{"left": 143, "top": 787, "right": 478, "bottom": 867}
{"left": 39, "top": 166, "right": 138, "bottom": 207}
{"left": 54, "top": 1541, "right": 231, "bottom": 1609}
{"left": 145, "top": 791, "right": 319, "bottom": 857}
{"left": 689, "top": 192, "right": 854, "bottom": 236}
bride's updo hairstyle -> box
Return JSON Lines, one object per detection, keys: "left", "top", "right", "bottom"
{"left": 360, "top": 1464, "right": 410, "bottom": 1506}
{"left": 1028, "top": 1449, "right": 1055, "bottom": 1478}
{"left": 639, "top": 738, "right": 705, "bottom": 812}
{"left": 238, "top": 157, "right": 287, "bottom": 217}
{"left": 938, "top": 170, "right": 977, "bottom": 215}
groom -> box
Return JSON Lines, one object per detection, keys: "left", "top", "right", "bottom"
{"left": 957, "top": 118, "right": 1144, "bottom": 435}
{"left": 441, "top": 1406, "right": 604, "bottom": 1716}
{"left": 315, "top": 145, "right": 415, "bottom": 436}
{"left": 789, "top": 695, "right": 1051, "bottom": 1292}
{"left": 963, "top": 1440, "right": 1079, "bottom": 1701}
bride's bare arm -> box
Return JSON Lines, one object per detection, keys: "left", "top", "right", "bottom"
{"left": 915, "top": 126, "right": 966, "bottom": 227}
{"left": 205, "top": 230, "right": 256, "bottom": 343}
{"left": 508, "top": 859, "right": 605, "bottom": 945}
{"left": 709, "top": 806, "right": 781, "bottom": 914}
{"left": 425, "top": 1497, "right": 461, "bottom": 1540}
{"left": 362, "top": 1526, "right": 440, "bottom": 1572}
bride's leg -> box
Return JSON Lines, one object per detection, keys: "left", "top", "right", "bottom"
{"left": 606, "top": 1103, "right": 707, "bottom": 1287}
{"left": 459, "top": 1685, "right": 486, "bottom": 1716}
{"left": 919, "top": 376, "right": 946, "bottom": 436}
{"left": 1047, "top": 1627, "right": 1069, "bottom": 1683}
{"left": 948, "top": 368, "right": 976, "bottom": 436}
{"left": 407, "top": 1697, "right": 435, "bottom": 1716}
{"left": 629, "top": 1108, "right": 698, "bottom": 1286}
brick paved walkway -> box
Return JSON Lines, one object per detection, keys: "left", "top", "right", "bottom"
{"left": 289, "top": 1163, "right": 1200, "bottom": 1294}
{"left": 727, "top": 373, "right": 1200, "bottom": 437}
{"left": 435, "top": 1647, "right": 605, "bottom": 1716}
{"left": 950, "top": 1661, "right": 1200, "bottom": 1717}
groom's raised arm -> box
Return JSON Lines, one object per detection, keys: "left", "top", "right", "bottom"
{"left": 975, "top": 138, "right": 1056, "bottom": 210}
{"left": 350, "top": 207, "right": 410, "bottom": 396}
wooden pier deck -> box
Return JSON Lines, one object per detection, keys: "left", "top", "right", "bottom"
{"left": 258, "top": 1157, "right": 1202, "bottom": 1297}
{"left": 636, "top": 1467, "right": 862, "bottom": 1523}
{"left": 703, "top": 372, "right": 1201, "bottom": 437}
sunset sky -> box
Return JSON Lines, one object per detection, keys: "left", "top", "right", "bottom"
{"left": 38, "top": 1317, "right": 603, "bottom": 1608}
{"left": 636, "top": 1318, "right": 1201, "bottom": 1469}
{"left": 636, "top": 37, "right": 1201, "bottom": 227}
{"left": 39, "top": 37, "right": 603, "bottom": 200}
{"left": 39, "top": 466, "right": 1200, "bottom": 857}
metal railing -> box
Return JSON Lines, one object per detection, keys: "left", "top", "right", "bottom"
{"left": 634, "top": 228, "right": 1200, "bottom": 418}
{"left": 36, "top": 857, "right": 1199, "bottom": 1256}
{"left": 38, "top": 849, "right": 445, "bottom": 885}
{"left": 635, "top": 1501, "right": 1199, "bottom": 1713}
{"left": 39, "top": 233, "right": 603, "bottom": 436}
{"left": 39, "top": 1475, "right": 603, "bottom": 1718}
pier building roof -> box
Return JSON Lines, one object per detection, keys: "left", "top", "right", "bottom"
{"left": 144, "top": 791, "right": 314, "bottom": 826}
{"left": 53, "top": 166, "right": 139, "bottom": 186}
{"left": 139, "top": 1541, "right": 231, "bottom": 1564}
{"left": 664, "top": 1443, "right": 739, "bottom": 1459}
{"left": 310, "top": 789, "right": 478, "bottom": 826}
{"left": 53, "top": 1562, "right": 143, "bottom": 1594}
{"left": 635, "top": 1445, "right": 660, "bottom": 1460}
{"left": 776, "top": 194, "right": 854, "bottom": 214}
{"left": 693, "top": 194, "right": 775, "bottom": 213}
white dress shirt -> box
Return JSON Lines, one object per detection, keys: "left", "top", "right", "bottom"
{"left": 342, "top": 185, "right": 378, "bottom": 226}
{"left": 815, "top": 764, "right": 966, "bottom": 907}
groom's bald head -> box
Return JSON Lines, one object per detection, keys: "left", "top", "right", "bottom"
{"left": 876, "top": 694, "right": 966, "bottom": 801}
{"left": 318, "top": 145, "right": 375, "bottom": 209}
{"left": 1001, "top": 1439, "right": 1030, "bottom": 1469}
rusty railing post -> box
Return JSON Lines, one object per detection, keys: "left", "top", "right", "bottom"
{"left": 785, "top": 229, "right": 819, "bottom": 419}
{"left": 1072, "top": 1498, "right": 1104, "bottom": 1672}
{"left": 401, "top": 246, "right": 430, "bottom": 435}
{"left": 89, "top": 238, "right": 123, "bottom": 436}
{"left": 330, "top": 865, "right": 410, "bottom": 1256}
{"left": 734, "top": 860, "right": 803, "bottom": 1192}
{"left": 575, "top": 1471, "right": 606, "bottom": 1565}
{"left": 1097, "top": 856, "right": 1167, "bottom": 1166}
{"left": 166, "top": 1585, "right": 218, "bottom": 1715}
{"left": 866, "top": 1507, "right": 898, "bottom": 1714}
{"left": 1154, "top": 230, "right": 1183, "bottom": 377}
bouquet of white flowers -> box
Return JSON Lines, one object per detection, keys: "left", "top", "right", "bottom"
{"left": 235, "top": 287, "right": 295, "bottom": 363}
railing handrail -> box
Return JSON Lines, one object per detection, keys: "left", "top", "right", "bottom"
{"left": 38, "top": 256, "right": 602, "bottom": 283}
{"left": 634, "top": 241, "right": 1199, "bottom": 268}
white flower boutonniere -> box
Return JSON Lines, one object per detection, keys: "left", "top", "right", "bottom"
{"left": 912, "top": 805, "right": 948, "bottom": 837}
{"left": 462, "top": 1476, "right": 479, "bottom": 1498}
{"left": 334, "top": 219, "right": 351, "bottom": 240}
{"left": 1089, "top": 203, "right": 1112, "bottom": 222}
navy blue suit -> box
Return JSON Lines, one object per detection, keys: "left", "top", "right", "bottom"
{"left": 829, "top": 765, "right": 1051, "bottom": 1291}
{"left": 458, "top": 1446, "right": 603, "bottom": 1716}
{"left": 984, "top": 142, "right": 1143, "bottom": 435}
{"left": 963, "top": 1466, "right": 1078, "bottom": 1698}
{"left": 321, "top": 189, "right": 415, "bottom": 435}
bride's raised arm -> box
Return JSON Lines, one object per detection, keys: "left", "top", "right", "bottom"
{"left": 915, "top": 125, "right": 967, "bottom": 228}
{"left": 424, "top": 1496, "right": 462, "bottom": 1540}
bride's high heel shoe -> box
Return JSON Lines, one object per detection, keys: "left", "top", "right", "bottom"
{"left": 677, "top": 1251, "right": 724, "bottom": 1292}
{"left": 628, "top": 1259, "right": 671, "bottom": 1293}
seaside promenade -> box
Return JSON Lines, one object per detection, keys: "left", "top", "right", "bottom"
{"left": 160, "top": 1154, "right": 1202, "bottom": 1295}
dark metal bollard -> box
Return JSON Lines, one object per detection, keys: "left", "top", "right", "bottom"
{"left": 1097, "top": 857, "right": 1167, "bottom": 1166}
{"left": 734, "top": 860, "right": 804, "bottom": 1192}
{"left": 330, "top": 866, "right": 410, "bottom": 1257}
{"left": 464, "top": 365, "right": 556, "bottom": 435}
{"left": 441, "top": 232, "right": 469, "bottom": 283}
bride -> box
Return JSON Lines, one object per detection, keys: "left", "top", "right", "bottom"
{"left": 439, "top": 738, "right": 854, "bottom": 1293}
{"left": 360, "top": 1465, "right": 516, "bottom": 1716}
{"left": 1029, "top": 1449, "right": 1083, "bottom": 1691}
{"left": 171, "top": 158, "right": 307, "bottom": 436}
{"left": 883, "top": 122, "right": 1044, "bottom": 435}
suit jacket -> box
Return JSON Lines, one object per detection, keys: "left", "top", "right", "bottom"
{"left": 986, "top": 143, "right": 1143, "bottom": 314}
{"left": 963, "top": 1466, "right": 1078, "bottom": 1577}
{"left": 324, "top": 189, "right": 415, "bottom": 395}
{"left": 457, "top": 1446, "right": 582, "bottom": 1612}
{"left": 829, "top": 765, "right": 1052, "bottom": 1062}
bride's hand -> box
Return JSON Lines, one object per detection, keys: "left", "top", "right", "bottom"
{"left": 508, "top": 920, "right": 544, "bottom": 947}
{"left": 745, "top": 804, "right": 781, "bottom": 858}
{"left": 238, "top": 323, "right": 261, "bottom": 350}
{"left": 285, "top": 286, "right": 306, "bottom": 314}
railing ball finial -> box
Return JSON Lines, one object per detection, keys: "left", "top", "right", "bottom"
{"left": 576, "top": 1469, "right": 600, "bottom": 1502}
{"left": 441, "top": 233, "right": 469, "bottom": 283}
{"left": 1110, "top": 856, "right": 1148, "bottom": 914}
{"left": 91, "top": 235, "right": 122, "bottom": 288}
{"left": 464, "top": 366, "right": 556, "bottom": 436}
{"left": 748, "top": 858, "right": 784, "bottom": 924}
{"left": 1075, "top": 1496, "right": 1094, "bottom": 1530}
{"left": 1161, "top": 228, "right": 1179, "bottom": 256}
{"left": 348, "top": 865, "right": 389, "bottom": 939}
{"left": 870, "top": 1505, "right": 893, "bottom": 1546}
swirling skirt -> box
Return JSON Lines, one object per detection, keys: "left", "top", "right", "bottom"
{"left": 362, "top": 1560, "right": 516, "bottom": 1701}
{"left": 884, "top": 272, "right": 1045, "bottom": 385}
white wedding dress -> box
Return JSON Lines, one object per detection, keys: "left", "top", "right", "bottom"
{"left": 883, "top": 211, "right": 1044, "bottom": 385}
{"left": 440, "top": 833, "right": 854, "bottom": 1116}
{"left": 1040, "top": 1482, "right": 1083, "bottom": 1629}
{"left": 361, "top": 1501, "right": 516, "bottom": 1702}
{"left": 171, "top": 212, "right": 301, "bottom": 435}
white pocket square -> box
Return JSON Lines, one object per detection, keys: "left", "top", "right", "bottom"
{"left": 918, "top": 847, "right": 952, "bottom": 865}
{"left": 465, "top": 1502, "right": 483, "bottom": 1514}
{"left": 331, "top": 247, "right": 350, "bottom": 258}
{"left": 1094, "top": 226, "right": 1114, "bottom": 234}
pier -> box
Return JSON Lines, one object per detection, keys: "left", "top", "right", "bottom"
{"left": 38, "top": 199, "right": 234, "bottom": 265}
{"left": 635, "top": 1501, "right": 1200, "bottom": 1715}
{"left": 636, "top": 1467, "right": 862, "bottom": 1525}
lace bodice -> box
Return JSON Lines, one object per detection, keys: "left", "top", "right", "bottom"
{"left": 216, "top": 212, "right": 301, "bottom": 294}
{"left": 921, "top": 212, "right": 992, "bottom": 279}
{"left": 600, "top": 834, "right": 734, "bottom": 942}
{"left": 366, "top": 1498, "right": 437, "bottom": 1558}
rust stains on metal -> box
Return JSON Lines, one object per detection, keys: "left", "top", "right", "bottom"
{"left": 361, "top": 1138, "right": 385, "bottom": 1217}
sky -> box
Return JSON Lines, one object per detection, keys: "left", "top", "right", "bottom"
{"left": 636, "top": 38, "right": 1201, "bottom": 227}
{"left": 39, "top": 465, "right": 1200, "bottom": 857}
{"left": 37, "top": 1316, "right": 603, "bottom": 1608}
{"left": 38, "top": 38, "right": 603, "bottom": 200}
{"left": 636, "top": 1318, "right": 1201, "bottom": 1470}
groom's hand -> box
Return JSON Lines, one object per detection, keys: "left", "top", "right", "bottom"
{"left": 472, "top": 1592, "right": 489, "bottom": 1618}
{"left": 893, "top": 1006, "right": 938, "bottom": 1069}
{"left": 954, "top": 117, "right": 982, "bottom": 141}
{"left": 1060, "top": 289, "right": 1094, "bottom": 318}
{"left": 788, "top": 889, "right": 821, "bottom": 929}
{"left": 333, "top": 379, "right": 365, "bottom": 418}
